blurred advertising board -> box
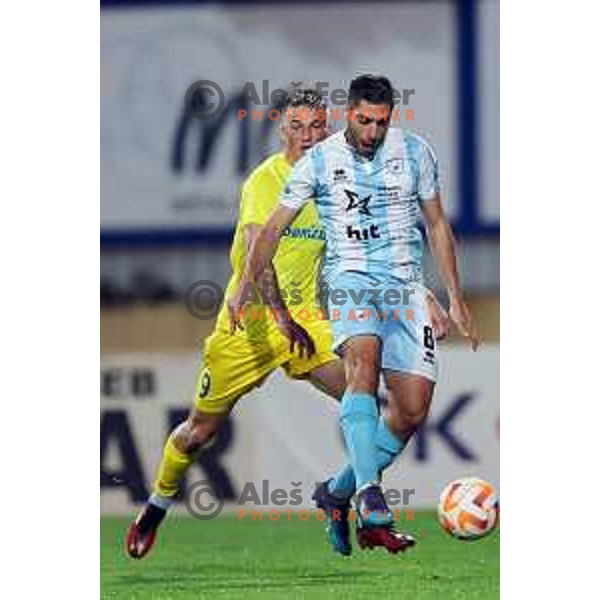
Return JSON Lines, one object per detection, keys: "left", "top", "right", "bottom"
{"left": 101, "top": 3, "right": 461, "bottom": 236}
{"left": 101, "top": 347, "right": 499, "bottom": 513}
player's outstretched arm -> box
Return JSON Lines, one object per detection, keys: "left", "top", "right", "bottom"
{"left": 421, "top": 196, "right": 481, "bottom": 350}
{"left": 227, "top": 204, "right": 298, "bottom": 332}
{"left": 241, "top": 223, "right": 289, "bottom": 315}
{"left": 236, "top": 223, "right": 316, "bottom": 358}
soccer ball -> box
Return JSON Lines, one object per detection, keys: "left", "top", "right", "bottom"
{"left": 437, "top": 477, "right": 499, "bottom": 540}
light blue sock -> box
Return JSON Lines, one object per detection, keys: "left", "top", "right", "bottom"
{"left": 329, "top": 417, "right": 404, "bottom": 499}
{"left": 338, "top": 390, "right": 380, "bottom": 491}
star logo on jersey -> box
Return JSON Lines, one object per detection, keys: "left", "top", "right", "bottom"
{"left": 344, "top": 189, "right": 372, "bottom": 216}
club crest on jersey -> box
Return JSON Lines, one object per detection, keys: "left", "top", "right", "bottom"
{"left": 333, "top": 168, "right": 348, "bottom": 183}
{"left": 385, "top": 158, "right": 405, "bottom": 174}
{"left": 344, "top": 189, "right": 372, "bottom": 216}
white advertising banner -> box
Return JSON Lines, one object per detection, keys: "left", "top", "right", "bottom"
{"left": 101, "top": 3, "right": 458, "bottom": 232}
{"left": 101, "top": 347, "right": 499, "bottom": 513}
{"left": 478, "top": 0, "right": 500, "bottom": 224}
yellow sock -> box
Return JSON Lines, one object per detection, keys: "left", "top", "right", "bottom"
{"left": 153, "top": 434, "right": 194, "bottom": 498}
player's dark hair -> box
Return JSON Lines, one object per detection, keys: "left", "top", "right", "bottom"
{"left": 283, "top": 87, "right": 327, "bottom": 111}
{"left": 348, "top": 74, "right": 395, "bottom": 109}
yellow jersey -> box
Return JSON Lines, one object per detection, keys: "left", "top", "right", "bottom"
{"left": 214, "top": 152, "right": 326, "bottom": 333}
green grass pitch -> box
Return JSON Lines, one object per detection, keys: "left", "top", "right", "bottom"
{"left": 101, "top": 512, "right": 499, "bottom": 599}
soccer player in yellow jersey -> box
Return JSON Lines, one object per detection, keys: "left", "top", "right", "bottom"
{"left": 126, "top": 89, "right": 448, "bottom": 559}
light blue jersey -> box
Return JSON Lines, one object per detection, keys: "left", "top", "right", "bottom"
{"left": 280, "top": 128, "right": 440, "bottom": 380}
{"left": 280, "top": 128, "right": 440, "bottom": 284}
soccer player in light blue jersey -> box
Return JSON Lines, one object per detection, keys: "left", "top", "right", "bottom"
{"left": 230, "top": 75, "right": 479, "bottom": 554}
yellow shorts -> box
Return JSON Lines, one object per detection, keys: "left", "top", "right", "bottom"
{"left": 194, "top": 317, "right": 337, "bottom": 415}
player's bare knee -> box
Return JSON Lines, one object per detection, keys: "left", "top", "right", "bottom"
{"left": 347, "top": 360, "right": 379, "bottom": 392}
{"left": 383, "top": 409, "right": 407, "bottom": 439}
{"left": 399, "top": 404, "right": 430, "bottom": 438}
{"left": 345, "top": 347, "right": 380, "bottom": 392}
{"left": 384, "top": 392, "right": 429, "bottom": 439}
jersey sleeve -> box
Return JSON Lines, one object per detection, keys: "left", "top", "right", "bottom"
{"left": 279, "top": 152, "right": 317, "bottom": 210}
{"left": 238, "top": 171, "right": 274, "bottom": 227}
{"left": 418, "top": 139, "right": 440, "bottom": 201}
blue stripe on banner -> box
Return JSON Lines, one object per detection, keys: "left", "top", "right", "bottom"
{"left": 100, "top": 228, "right": 234, "bottom": 248}
{"left": 456, "top": 0, "right": 480, "bottom": 235}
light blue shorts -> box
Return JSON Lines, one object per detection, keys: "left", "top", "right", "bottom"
{"left": 325, "top": 270, "right": 437, "bottom": 382}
